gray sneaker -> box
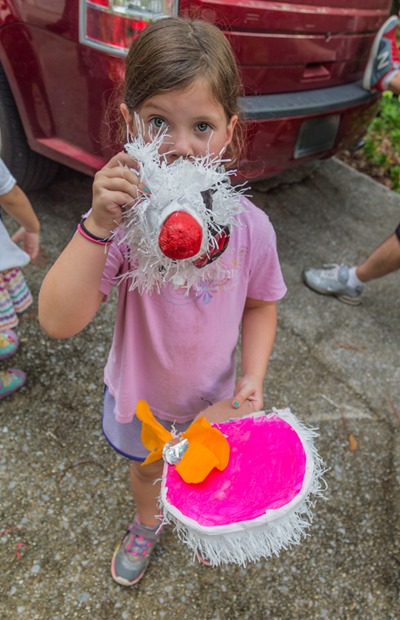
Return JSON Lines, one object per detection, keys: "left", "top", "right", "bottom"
{"left": 302, "top": 264, "right": 363, "bottom": 306}
{"left": 111, "top": 516, "right": 163, "bottom": 586}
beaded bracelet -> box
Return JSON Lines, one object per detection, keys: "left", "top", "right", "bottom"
{"left": 77, "top": 218, "right": 113, "bottom": 246}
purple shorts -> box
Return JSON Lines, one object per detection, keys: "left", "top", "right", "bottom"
{"left": 102, "top": 387, "right": 192, "bottom": 461}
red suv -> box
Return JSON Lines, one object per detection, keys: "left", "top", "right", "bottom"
{"left": 0, "top": 0, "right": 392, "bottom": 190}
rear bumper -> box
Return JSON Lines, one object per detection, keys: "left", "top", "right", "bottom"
{"left": 235, "top": 81, "right": 380, "bottom": 183}
{"left": 240, "top": 81, "right": 379, "bottom": 120}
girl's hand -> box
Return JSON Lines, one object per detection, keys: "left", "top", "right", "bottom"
{"left": 197, "top": 397, "right": 258, "bottom": 425}
{"left": 90, "top": 151, "right": 148, "bottom": 236}
{"left": 232, "top": 374, "right": 264, "bottom": 411}
{"left": 11, "top": 227, "right": 40, "bottom": 261}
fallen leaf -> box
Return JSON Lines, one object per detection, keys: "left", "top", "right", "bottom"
{"left": 348, "top": 434, "right": 358, "bottom": 451}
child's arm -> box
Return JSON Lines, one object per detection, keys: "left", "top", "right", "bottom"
{"left": 233, "top": 298, "right": 278, "bottom": 410}
{"left": 39, "top": 151, "right": 145, "bottom": 339}
{"left": 1, "top": 184, "right": 40, "bottom": 260}
{"left": 197, "top": 397, "right": 258, "bottom": 424}
{"left": 39, "top": 232, "right": 110, "bottom": 338}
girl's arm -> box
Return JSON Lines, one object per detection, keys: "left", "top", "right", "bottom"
{"left": 233, "top": 298, "right": 278, "bottom": 410}
{"left": 38, "top": 151, "right": 145, "bottom": 339}
{"left": 197, "top": 397, "right": 257, "bottom": 424}
{"left": 198, "top": 300, "right": 277, "bottom": 425}
{"left": 1, "top": 184, "right": 40, "bottom": 259}
{"left": 38, "top": 232, "right": 109, "bottom": 338}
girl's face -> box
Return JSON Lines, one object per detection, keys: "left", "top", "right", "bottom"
{"left": 121, "top": 78, "right": 238, "bottom": 164}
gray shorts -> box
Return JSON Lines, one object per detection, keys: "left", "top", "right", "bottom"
{"left": 102, "top": 387, "right": 192, "bottom": 461}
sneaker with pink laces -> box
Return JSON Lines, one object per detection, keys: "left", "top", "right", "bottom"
{"left": 363, "top": 15, "right": 400, "bottom": 92}
{"left": 111, "top": 516, "right": 163, "bottom": 586}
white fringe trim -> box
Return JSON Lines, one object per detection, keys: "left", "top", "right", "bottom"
{"left": 160, "top": 408, "right": 326, "bottom": 567}
{"left": 119, "top": 117, "right": 246, "bottom": 294}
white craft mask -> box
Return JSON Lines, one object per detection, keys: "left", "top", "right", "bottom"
{"left": 119, "top": 117, "right": 245, "bottom": 293}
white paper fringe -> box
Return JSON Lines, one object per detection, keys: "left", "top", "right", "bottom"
{"left": 160, "top": 408, "right": 326, "bottom": 567}
{"left": 119, "top": 118, "right": 246, "bottom": 293}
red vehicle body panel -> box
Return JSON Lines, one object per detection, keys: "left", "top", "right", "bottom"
{"left": 0, "top": 0, "right": 392, "bottom": 184}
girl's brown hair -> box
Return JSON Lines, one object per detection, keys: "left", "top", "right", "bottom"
{"left": 122, "top": 17, "right": 244, "bottom": 163}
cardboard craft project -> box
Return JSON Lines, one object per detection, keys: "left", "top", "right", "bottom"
{"left": 136, "top": 400, "right": 325, "bottom": 567}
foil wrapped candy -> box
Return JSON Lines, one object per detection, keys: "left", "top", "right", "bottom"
{"left": 162, "top": 437, "right": 189, "bottom": 465}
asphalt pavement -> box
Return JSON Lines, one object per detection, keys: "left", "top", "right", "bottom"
{"left": 0, "top": 158, "right": 399, "bottom": 619}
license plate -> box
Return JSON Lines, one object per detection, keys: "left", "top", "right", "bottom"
{"left": 294, "top": 114, "right": 340, "bottom": 159}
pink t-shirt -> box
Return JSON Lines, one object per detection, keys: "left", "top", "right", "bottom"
{"left": 100, "top": 196, "right": 286, "bottom": 424}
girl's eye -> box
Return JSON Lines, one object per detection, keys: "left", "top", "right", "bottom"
{"left": 196, "top": 122, "right": 212, "bottom": 133}
{"left": 149, "top": 117, "right": 168, "bottom": 130}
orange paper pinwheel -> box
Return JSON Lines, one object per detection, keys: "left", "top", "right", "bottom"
{"left": 136, "top": 400, "right": 230, "bottom": 484}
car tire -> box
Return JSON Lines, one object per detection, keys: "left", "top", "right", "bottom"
{"left": 0, "top": 66, "right": 59, "bottom": 191}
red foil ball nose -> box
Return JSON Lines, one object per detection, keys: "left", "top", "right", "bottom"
{"left": 158, "top": 212, "right": 203, "bottom": 260}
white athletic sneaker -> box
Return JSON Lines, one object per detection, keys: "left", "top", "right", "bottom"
{"left": 303, "top": 264, "right": 363, "bottom": 305}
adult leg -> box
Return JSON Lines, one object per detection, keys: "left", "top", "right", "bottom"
{"left": 302, "top": 225, "right": 400, "bottom": 304}
{"left": 356, "top": 228, "right": 400, "bottom": 283}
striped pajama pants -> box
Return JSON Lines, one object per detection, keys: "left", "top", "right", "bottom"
{"left": 0, "top": 267, "right": 33, "bottom": 329}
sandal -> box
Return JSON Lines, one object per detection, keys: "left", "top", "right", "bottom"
{"left": 0, "top": 330, "right": 19, "bottom": 361}
{"left": 0, "top": 368, "right": 26, "bottom": 400}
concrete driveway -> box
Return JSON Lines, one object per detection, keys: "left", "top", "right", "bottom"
{"left": 1, "top": 158, "right": 399, "bottom": 619}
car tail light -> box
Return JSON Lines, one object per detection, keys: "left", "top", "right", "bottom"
{"left": 79, "top": 0, "right": 179, "bottom": 56}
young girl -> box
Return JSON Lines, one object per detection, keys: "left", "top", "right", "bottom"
{"left": 38, "top": 17, "right": 286, "bottom": 586}
{"left": 0, "top": 157, "right": 40, "bottom": 399}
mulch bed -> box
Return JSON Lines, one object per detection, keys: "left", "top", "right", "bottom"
{"left": 337, "top": 144, "right": 398, "bottom": 191}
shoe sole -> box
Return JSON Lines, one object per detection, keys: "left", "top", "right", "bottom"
{"left": 196, "top": 551, "right": 212, "bottom": 566}
{"left": 336, "top": 294, "right": 362, "bottom": 306}
{"left": 0, "top": 349, "right": 19, "bottom": 361}
{"left": 303, "top": 279, "right": 361, "bottom": 305}
{"left": 308, "top": 287, "right": 361, "bottom": 305}
{"left": 111, "top": 566, "right": 145, "bottom": 587}
{"left": 363, "top": 15, "right": 399, "bottom": 91}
